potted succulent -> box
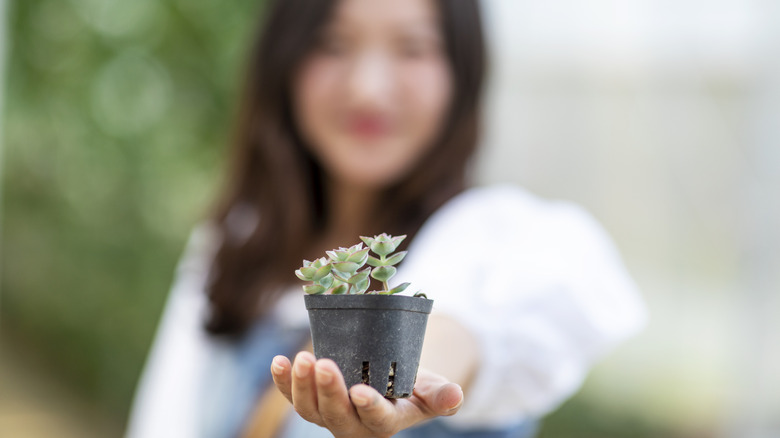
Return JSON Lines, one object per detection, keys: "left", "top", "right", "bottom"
{"left": 295, "top": 234, "right": 433, "bottom": 399}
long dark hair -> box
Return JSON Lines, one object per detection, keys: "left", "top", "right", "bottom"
{"left": 206, "top": 0, "right": 486, "bottom": 337}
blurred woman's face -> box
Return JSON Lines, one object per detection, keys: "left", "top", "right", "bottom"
{"left": 294, "top": 0, "right": 452, "bottom": 191}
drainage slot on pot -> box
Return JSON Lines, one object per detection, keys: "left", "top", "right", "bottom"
{"left": 362, "top": 362, "right": 370, "bottom": 385}
{"left": 385, "top": 362, "right": 397, "bottom": 397}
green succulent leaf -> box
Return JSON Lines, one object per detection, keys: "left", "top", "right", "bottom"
{"left": 295, "top": 269, "right": 309, "bottom": 281}
{"left": 390, "top": 235, "right": 407, "bottom": 250}
{"left": 366, "top": 256, "right": 383, "bottom": 267}
{"left": 299, "top": 266, "right": 317, "bottom": 279}
{"left": 347, "top": 247, "right": 370, "bottom": 265}
{"left": 383, "top": 251, "right": 407, "bottom": 266}
{"left": 332, "top": 270, "right": 351, "bottom": 282}
{"left": 370, "top": 265, "right": 397, "bottom": 283}
{"left": 367, "top": 233, "right": 407, "bottom": 256}
{"left": 327, "top": 250, "right": 350, "bottom": 262}
{"left": 302, "top": 259, "right": 312, "bottom": 267}
{"left": 303, "top": 284, "right": 326, "bottom": 295}
{"left": 330, "top": 283, "right": 348, "bottom": 295}
{"left": 386, "top": 282, "right": 410, "bottom": 295}
{"left": 360, "top": 236, "right": 375, "bottom": 248}
{"left": 312, "top": 263, "right": 332, "bottom": 281}
{"left": 349, "top": 242, "right": 364, "bottom": 252}
{"left": 332, "top": 261, "right": 359, "bottom": 274}
{"left": 354, "top": 278, "right": 370, "bottom": 294}
{"left": 371, "top": 242, "right": 393, "bottom": 256}
{"left": 318, "top": 274, "right": 334, "bottom": 289}
{"left": 347, "top": 268, "right": 370, "bottom": 285}
{"left": 369, "top": 233, "right": 394, "bottom": 256}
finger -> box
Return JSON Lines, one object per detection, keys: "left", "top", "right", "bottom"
{"left": 424, "top": 382, "right": 464, "bottom": 417}
{"left": 372, "top": 371, "right": 464, "bottom": 431}
{"left": 291, "top": 351, "right": 322, "bottom": 425}
{"left": 314, "top": 359, "right": 361, "bottom": 434}
{"left": 349, "top": 384, "right": 401, "bottom": 436}
{"left": 413, "top": 368, "right": 464, "bottom": 416}
{"left": 270, "top": 355, "right": 293, "bottom": 403}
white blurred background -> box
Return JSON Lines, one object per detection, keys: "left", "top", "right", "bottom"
{"left": 478, "top": 1, "right": 780, "bottom": 437}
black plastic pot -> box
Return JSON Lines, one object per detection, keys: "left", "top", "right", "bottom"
{"left": 304, "top": 294, "right": 433, "bottom": 399}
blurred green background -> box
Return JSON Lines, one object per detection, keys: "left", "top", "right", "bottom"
{"left": 2, "top": 0, "right": 260, "bottom": 434}
{"left": 3, "top": 0, "right": 779, "bottom": 437}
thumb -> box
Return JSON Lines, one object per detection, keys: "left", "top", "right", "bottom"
{"left": 432, "top": 382, "right": 464, "bottom": 416}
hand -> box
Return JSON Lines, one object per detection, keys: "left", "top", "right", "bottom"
{"left": 270, "top": 351, "right": 464, "bottom": 438}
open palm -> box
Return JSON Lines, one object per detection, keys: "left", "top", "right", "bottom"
{"left": 270, "top": 351, "right": 464, "bottom": 438}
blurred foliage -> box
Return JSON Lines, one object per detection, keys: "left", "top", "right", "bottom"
{"left": 2, "top": 0, "right": 263, "bottom": 422}
{"left": 540, "top": 397, "right": 698, "bottom": 438}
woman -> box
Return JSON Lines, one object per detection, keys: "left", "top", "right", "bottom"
{"left": 127, "top": 0, "right": 646, "bottom": 437}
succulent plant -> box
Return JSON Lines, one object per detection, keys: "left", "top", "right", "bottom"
{"left": 295, "top": 233, "right": 413, "bottom": 296}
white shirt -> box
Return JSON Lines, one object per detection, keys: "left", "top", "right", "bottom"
{"left": 125, "top": 185, "right": 646, "bottom": 436}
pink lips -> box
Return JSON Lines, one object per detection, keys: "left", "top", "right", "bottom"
{"left": 347, "top": 114, "right": 390, "bottom": 139}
